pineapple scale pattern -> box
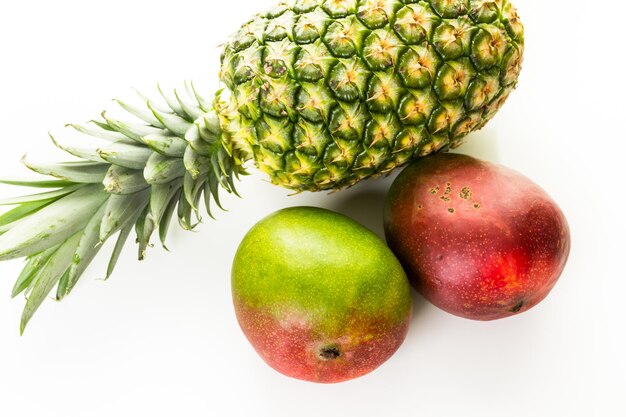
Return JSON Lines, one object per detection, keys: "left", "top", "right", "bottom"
{"left": 219, "top": 0, "right": 524, "bottom": 191}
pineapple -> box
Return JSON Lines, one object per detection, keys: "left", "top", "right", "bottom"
{"left": 0, "top": 0, "right": 523, "bottom": 332}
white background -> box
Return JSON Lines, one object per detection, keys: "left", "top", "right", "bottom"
{"left": 0, "top": 1, "right": 624, "bottom": 416}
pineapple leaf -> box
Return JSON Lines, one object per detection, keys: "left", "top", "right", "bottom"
{"left": 175, "top": 88, "right": 203, "bottom": 121}
{"left": 103, "top": 165, "right": 149, "bottom": 195}
{"left": 135, "top": 207, "right": 156, "bottom": 261}
{"left": 0, "top": 219, "right": 23, "bottom": 235}
{"left": 215, "top": 151, "right": 229, "bottom": 178}
{"left": 21, "top": 159, "right": 110, "bottom": 183}
{"left": 20, "top": 233, "right": 82, "bottom": 334}
{"left": 185, "top": 125, "right": 213, "bottom": 156}
{"left": 211, "top": 153, "right": 230, "bottom": 191}
{"left": 0, "top": 199, "right": 56, "bottom": 227}
{"left": 106, "top": 223, "right": 135, "bottom": 279}
{"left": 11, "top": 245, "right": 61, "bottom": 298}
{"left": 177, "top": 192, "right": 197, "bottom": 231}
{"left": 114, "top": 99, "right": 164, "bottom": 128}
{"left": 100, "top": 190, "right": 150, "bottom": 242}
{"left": 97, "top": 141, "right": 152, "bottom": 170}
{"left": 144, "top": 153, "right": 185, "bottom": 185}
{"left": 190, "top": 81, "right": 212, "bottom": 112}
{"left": 158, "top": 190, "right": 181, "bottom": 250}
{"left": 157, "top": 84, "right": 191, "bottom": 121}
{"left": 14, "top": 267, "right": 38, "bottom": 298}
{"left": 65, "top": 203, "right": 109, "bottom": 294}
{"left": 147, "top": 101, "right": 193, "bottom": 136}
{"left": 226, "top": 170, "right": 241, "bottom": 198}
{"left": 0, "top": 184, "right": 81, "bottom": 206}
{"left": 0, "top": 178, "right": 76, "bottom": 188}
{"left": 197, "top": 122, "right": 219, "bottom": 145}
{"left": 201, "top": 111, "right": 222, "bottom": 138}
{"left": 49, "top": 132, "right": 107, "bottom": 163}
{"left": 207, "top": 174, "right": 226, "bottom": 212}
{"left": 68, "top": 122, "right": 129, "bottom": 142}
{"left": 0, "top": 184, "right": 108, "bottom": 261}
{"left": 56, "top": 270, "right": 71, "bottom": 301}
{"left": 134, "top": 89, "right": 170, "bottom": 113}
{"left": 101, "top": 112, "right": 162, "bottom": 143}
{"left": 184, "top": 147, "right": 211, "bottom": 180}
{"left": 183, "top": 172, "right": 202, "bottom": 211}
{"left": 192, "top": 184, "right": 204, "bottom": 220}
{"left": 143, "top": 132, "right": 188, "bottom": 158}
{"left": 150, "top": 179, "right": 183, "bottom": 226}
{"left": 204, "top": 182, "right": 216, "bottom": 220}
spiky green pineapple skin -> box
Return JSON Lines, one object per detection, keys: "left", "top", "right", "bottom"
{"left": 219, "top": 0, "right": 524, "bottom": 191}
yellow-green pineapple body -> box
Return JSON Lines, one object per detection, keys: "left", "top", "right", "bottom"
{"left": 219, "top": 0, "right": 524, "bottom": 191}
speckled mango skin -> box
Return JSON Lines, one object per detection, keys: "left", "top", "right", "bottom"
{"left": 232, "top": 207, "right": 412, "bottom": 383}
{"left": 384, "top": 154, "right": 570, "bottom": 320}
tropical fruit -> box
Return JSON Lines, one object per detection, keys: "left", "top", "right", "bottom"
{"left": 232, "top": 207, "right": 412, "bottom": 383}
{"left": 384, "top": 154, "right": 571, "bottom": 320}
{"left": 220, "top": 0, "right": 525, "bottom": 190}
{"left": 0, "top": 0, "right": 524, "bottom": 331}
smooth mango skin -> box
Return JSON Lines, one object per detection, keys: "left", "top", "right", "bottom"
{"left": 232, "top": 207, "right": 412, "bottom": 383}
{"left": 384, "top": 154, "right": 571, "bottom": 321}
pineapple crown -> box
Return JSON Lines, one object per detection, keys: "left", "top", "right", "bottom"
{"left": 0, "top": 84, "right": 243, "bottom": 333}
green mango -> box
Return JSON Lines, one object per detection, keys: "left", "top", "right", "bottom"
{"left": 232, "top": 207, "right": 412, "bottom": 383}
